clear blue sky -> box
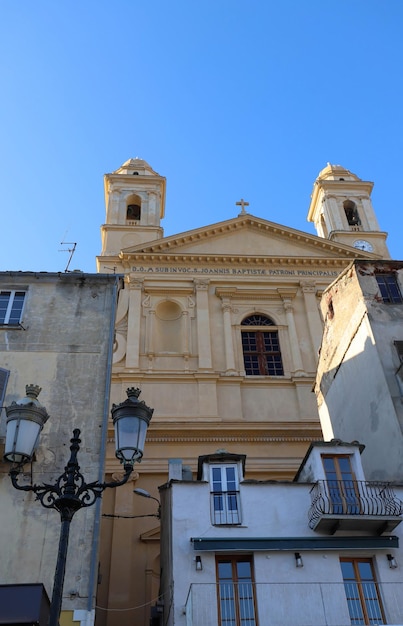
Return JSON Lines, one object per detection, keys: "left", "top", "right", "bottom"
{"left": 1, "top": 1, "right": 402, "bottom": 272}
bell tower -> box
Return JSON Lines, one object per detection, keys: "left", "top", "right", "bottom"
{"left": 307, "top": 164, "right": 390, "bottom": 258}
{"left": 97, "top": 158, "right": 166, "bottom": 269}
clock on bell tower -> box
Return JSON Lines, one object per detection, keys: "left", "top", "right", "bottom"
{"left": 307, "top": 164, "right": 390, "bottom": 258}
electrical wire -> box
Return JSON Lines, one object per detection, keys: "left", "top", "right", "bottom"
{"left": 102, "top": 513, "right": 159, "bottom": 519}
{"left": 96, "top": 592, "right": 165, "bottom": 612}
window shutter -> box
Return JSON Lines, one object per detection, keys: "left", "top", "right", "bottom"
{"left": 394, "top": 341, "right": 403, "bottom": 362}
{"left": 0, "top": 368, "right": 9, "bottom": 407}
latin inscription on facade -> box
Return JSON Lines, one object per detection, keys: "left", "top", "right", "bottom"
{"left": 131, "top": 266, "right": 339, "bottom": 277}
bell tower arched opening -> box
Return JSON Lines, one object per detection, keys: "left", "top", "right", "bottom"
{"left": 126, "top": 194, "right": 142, "bottom": 222}
{"left": 343, "top": 200, "right": 361, "bottom": 228}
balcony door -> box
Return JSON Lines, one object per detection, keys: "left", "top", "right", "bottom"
{"left": 322, "top": 455, "right": 360, "bottom": 514}
{"left": 340, "top": 558, "right": 385, "bottom": 625}
{"left": 216, "top": 556, "right": 258, "bottom": 626}
{"left": 210, "top": 465, "right": 240, "bottom": 524}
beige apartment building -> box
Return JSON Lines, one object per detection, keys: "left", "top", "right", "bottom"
{"left": 95, "top": 159, "right": 390, "bottom": 626}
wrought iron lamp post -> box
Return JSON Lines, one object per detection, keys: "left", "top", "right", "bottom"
{"left": 4, "top": 384, "right": 153, "bottom": 626}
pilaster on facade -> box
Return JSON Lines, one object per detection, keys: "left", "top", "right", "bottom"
{"left": 278, "top": 289, "right": 305, "bottom": 376}
{"left": 300, "top": 280, "right": 323, "bottom": 356}
{"left": 182, "top": 310, "right": 190, "bottom": 357}
{"left": 145, "top": 308, "right": 156, "bottom": 362}
{"left": 221, "top": 298, "right": 238, "bottom": 375}
{"left": 194, "top": 279, "right": 213, "bottom": 371}
{"left": 106, "top": 189, "right": 121, "bottom": 222}
{"left": 360, "top": 196, "right": 380, "bottom": 230}
{"left": 125, "top": 276, "right": 144, "bottom": 369}
{"left": 146, "top": 189, "right": 160, "bottom": 225}
{"left": 320, "top": 194, "right": 343, "bottom": 233}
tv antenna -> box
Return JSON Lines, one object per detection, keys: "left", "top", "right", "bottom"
{"left": 59, "top": 241, "right": 77, "bottom": 272}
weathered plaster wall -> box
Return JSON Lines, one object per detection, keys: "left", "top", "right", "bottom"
{"left": 316, "top": 262, "right": 403, "bottom": 481}
{"left": 0, "top": 272, "right": 119, "bottom": 625}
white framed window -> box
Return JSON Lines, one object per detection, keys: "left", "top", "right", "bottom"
{"left": 210, "top": 464, "right": 241, "bottom": 525}
{"left": 0, "top": 291, "right": 26, "bottom": 325}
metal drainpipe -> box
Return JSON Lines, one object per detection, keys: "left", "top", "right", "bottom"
{"left": 86, "top": 275, "right": 123, "bottom": 623}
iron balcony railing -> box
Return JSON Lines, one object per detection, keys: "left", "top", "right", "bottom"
{"left": 308, "top": 480, "right": 403, "bottom": 530}
{"left": 184, "top": 581, "right": 403, "bottom": 626}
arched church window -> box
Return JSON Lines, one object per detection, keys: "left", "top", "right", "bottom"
{"left": 343, "top": 200, "right": 361, "bottom": 227}
{"left": 126, "top": 194, "right": 142, "bottom": 221}
{"left": 241, "top": 314, "right": 284, "bottom": 376}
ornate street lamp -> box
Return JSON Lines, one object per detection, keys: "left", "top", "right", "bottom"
{"left": 4, "top": 384, "right": 153, "bottom": 626}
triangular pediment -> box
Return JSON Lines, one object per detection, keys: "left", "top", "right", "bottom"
{"left": 120, "top": 214, "right": 375, "bottom": 260}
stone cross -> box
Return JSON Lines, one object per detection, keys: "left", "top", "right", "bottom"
{"left": 236, "top": 198, "right": 249, "bottom": 215}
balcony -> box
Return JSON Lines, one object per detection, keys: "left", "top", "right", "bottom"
{"left": 309, "top": 480, "right": 403, "bottom": 534}
{"left": 184, "top": 581, "right": 403, "bottom": 626}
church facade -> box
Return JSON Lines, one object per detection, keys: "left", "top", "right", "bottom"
{"left": 95, "top": 160, "right": 389, "bottom": 626}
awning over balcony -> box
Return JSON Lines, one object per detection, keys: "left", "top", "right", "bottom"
{"left": 191, "top": 535, "right": 399, "bottom": 551}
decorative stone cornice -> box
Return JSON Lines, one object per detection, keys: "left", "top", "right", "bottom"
{"left": 107, "top": 421, "right": 322, "bottom": 443}
{"left": 106, "top": 433, "right": 320, "bottom": 445}
{"left": 144, "top": 433, "right": 319, "bottom": 443}
{"left": 121, "top": 254, "right": 358, "bottom": 265}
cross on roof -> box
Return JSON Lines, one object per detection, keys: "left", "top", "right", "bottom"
{"left": 236, "top": 198, "right": 249, "bottom": 215}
